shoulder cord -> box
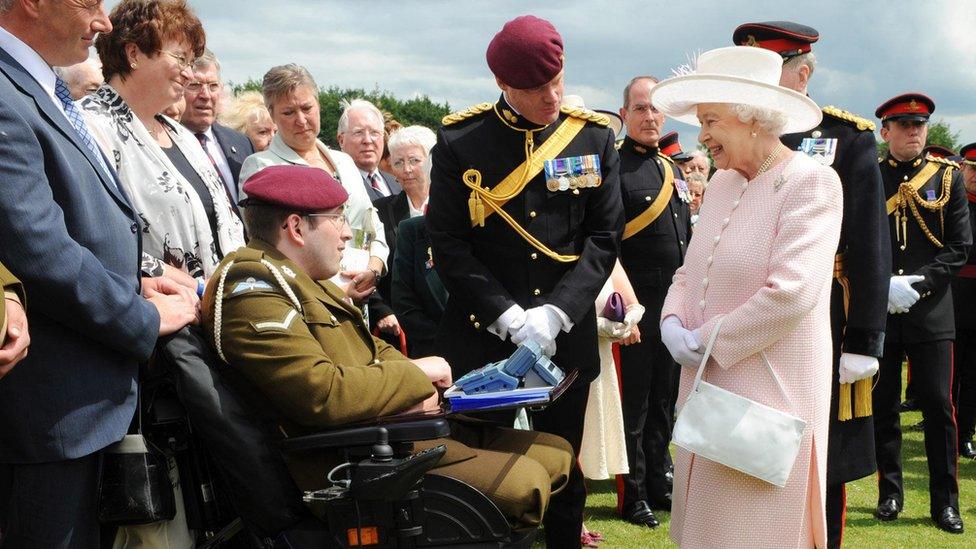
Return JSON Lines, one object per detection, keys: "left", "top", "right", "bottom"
{"left": 212, "top": 259, "right": 303, "bottom": 363}
{"left": 898, "top": 167, "right": 952, "bottom": 248}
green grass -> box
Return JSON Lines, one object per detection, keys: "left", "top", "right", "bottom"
{"left": 533, "top": 371, "right": 976, "bottom": 548}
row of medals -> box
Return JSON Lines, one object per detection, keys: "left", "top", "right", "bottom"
{"left": 546, "top": 172, "right": 602, "bottom": 192}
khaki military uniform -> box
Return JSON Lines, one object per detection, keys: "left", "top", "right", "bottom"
{"left": 0, "top": 262, "right": 24, "bottom": 347}
{"left": 202, "top": 238, "right": 572, "bottom": 529}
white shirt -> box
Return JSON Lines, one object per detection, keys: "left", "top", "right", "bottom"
{"left": 359, "top": 168, "right": 392, "bottom": 197}
{"left": 0, "top": 25, "right": 67, "bottom": 120}
{"left": 407, "top": 196, "right": 427, "bottom": 218}
{"left": 200, "top": 127, "right": 237, "bottom": 202}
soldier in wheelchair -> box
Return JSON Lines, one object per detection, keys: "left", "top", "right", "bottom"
{"left": 178, "top": 164, "right": 572, "bottom": 547}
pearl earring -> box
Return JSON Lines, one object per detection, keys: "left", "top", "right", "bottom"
{"left": 750, "top": 132, "right": 757, "bottom": 138}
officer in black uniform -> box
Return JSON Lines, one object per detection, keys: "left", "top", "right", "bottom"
{"left": 873, "top": 93, "right": 970, "bottom": 534}
{"left": 614, "top": 76, "right": 690, "bottom": 528}
{"left": 426, "top": 15, "right": 623, "bottom": 548}
{"left": 733, "top": 21, "right": 891, "bottom": 548}
{"left": 952, "top": 142, "right": 976, "bottom": 459}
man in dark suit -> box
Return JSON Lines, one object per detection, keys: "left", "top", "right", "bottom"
{"left": 733, "top": 21, "right": 893, "bottom": 548}
{"left": 338, "top": 98, "right": 402, "bottom": 202}
{"left": 426, "top": 16, "right": 623, "bottom": 547}
{"left": 873, "top": 93, "right": 970, "bottom": 534}
{"left": 0, "top": 2, "right": 197, "bottom": 546}
{"left": 615, "top": 75, "right": 691, "bottom": 528}
{"left": 180, "top": 49, "right": 254, "bottom": 206}
{"left": 391, "top": 216, "right": 447, "bottom": 358}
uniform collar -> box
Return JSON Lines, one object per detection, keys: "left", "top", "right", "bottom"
{"left": 885, "top": 152, "right": 924, "bottom": 170}
{"left": 494, "top": 93, "right": 550, "bottom": 131}
{"left": 621, "top": 136, "right": 660, "bottom": 158}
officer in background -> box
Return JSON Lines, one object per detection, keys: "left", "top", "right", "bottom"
{"left": 733, "top": 21, "right": 891, "bottom": 547}
{"left": 873, "top": 93, "right": 970, "bottom": 533}
{"left": 952, "top": 142, "right": 976, "bottom": 459}
{"left": 0, "top": 262, "right": 28, "bottom": 379}
{"left": 202, "top": 165, "right": 573, "bottom": 533}
{"left": 426, "top": 15, "right": 623, "bottom": 548}
{"left": 614, "top": 76, "right": 690, "bottom": 528}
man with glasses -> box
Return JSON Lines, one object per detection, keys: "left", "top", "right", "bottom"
{"left": 180, "top": 49, "right": 253, "bottom": 206}
{"left": 337, "top": 98, "right": 402, "bottom": 202}
{"left": 203, "top": 165, "right": 573, "bottom": 535}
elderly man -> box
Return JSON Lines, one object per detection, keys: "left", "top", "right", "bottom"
{"left": 56, "top": 57, "right": 100, "bottom": 99}
{"left": 952, "top": 142, "right": 976, "bottom": 460}
{"left": 734, "top": 20, "right": 893, "bottom": 545}
{"left": 180, "top": 49, "right": 254, "bottom": 205}
{"left": 614, "top": 75, "right": 691, "bottom": 528}
{"left": 0, "top": 1, "right": 197, "bottom": 545}
{"left": 338, "top": 98, "right": 402, "bottom": 201}
{"left": 426, "top": 15, "right": 623, "bottom": 547}
{"left": 679, "top": 149, "right": 710, "bottom": 179}
{"left": 203, "top": 165, "right": 572, "bottom": 536}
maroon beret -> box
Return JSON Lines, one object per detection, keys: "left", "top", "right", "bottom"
{"left": 486, "top": 15, "right": 563, "bottom": 89}
{"left": 241, "top": 165, "right": 348, "bottom": 211}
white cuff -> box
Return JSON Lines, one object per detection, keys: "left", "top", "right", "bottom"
{"left": 542, "top": 304, "right": 573, "bottom": 332}
{"left": 487, "top": 304, "right": 525, "bottom": 340}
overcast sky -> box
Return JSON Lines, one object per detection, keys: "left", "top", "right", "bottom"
{"left": 109, "top": 0, "right": 976, "bottom": 149}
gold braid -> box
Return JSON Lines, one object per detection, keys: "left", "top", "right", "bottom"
{"left": 897, "top": 166, "right": 952, "bottom": 248}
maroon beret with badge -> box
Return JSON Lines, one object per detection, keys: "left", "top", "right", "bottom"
{"left": 486, "top": 15, "right": 564, "bottom": 89}
{"left": 241, "top": 165, "right": 348, "bottom": 211}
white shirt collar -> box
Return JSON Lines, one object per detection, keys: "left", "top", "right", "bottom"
{"left": 0, "top": 25, "right": 60, "bottom": 109}
{"left": 408, "top": 195, "right": 428, "bottom": 218}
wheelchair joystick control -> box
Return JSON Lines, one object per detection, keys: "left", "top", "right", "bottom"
{"left": 370, "top": 427, "right": 394, "bottom": 462}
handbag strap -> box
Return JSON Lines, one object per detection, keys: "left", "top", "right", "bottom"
{"left": 689, "top": 317, "right": 796, "bottom": 412}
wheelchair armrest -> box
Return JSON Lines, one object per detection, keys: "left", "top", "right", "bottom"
{"left": 279, "top": 418, "right": 451, "bottom": 453}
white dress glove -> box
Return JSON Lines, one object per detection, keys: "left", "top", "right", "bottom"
{"left": 660, "top": 315, "right": 704, "bottom": 368}
{"left": 888, "top": 275, "right": 924, "bottom": 314}
{"left": 597, "top": 317, "right": 630, "bottom": 340}
{"left": 511, "top": 306, "right": 561, "bottom": 356}
{"left": 838, "top": 352, "right": 879, "bottom": 384}
{"left": 623, "top": 303, "right": 645, "bottom": 330}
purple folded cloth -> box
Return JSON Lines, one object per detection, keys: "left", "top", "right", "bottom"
{"left": 601, "top": 291, "right": 625, "bottom": 322}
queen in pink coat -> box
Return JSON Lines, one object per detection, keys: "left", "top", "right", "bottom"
{"left": 651, "top": 47, "right": 843, "bottom": 548}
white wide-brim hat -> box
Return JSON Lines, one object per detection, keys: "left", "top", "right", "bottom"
{"left": 650, "top": 46, "right": 822, "bottom": 134}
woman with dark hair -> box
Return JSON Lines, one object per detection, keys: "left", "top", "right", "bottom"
{"left": 82, "top": 0, "right": 244, "bottom": 287}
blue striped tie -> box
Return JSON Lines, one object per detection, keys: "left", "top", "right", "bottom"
{"left": 54, "top": 77, "right": 113, "bottom": 179}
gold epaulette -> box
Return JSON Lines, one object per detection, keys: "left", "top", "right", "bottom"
{"left": 926, "top": 154, "right": 960, "bottom": 169}
{"left": 822, "top": 105, "right": 876, "bottom": 132}
{"left": 442, "top": 102, "right": 493, "bottom": 126}
{"left": 560, "top": 105, "right": 610, "bottom": 126}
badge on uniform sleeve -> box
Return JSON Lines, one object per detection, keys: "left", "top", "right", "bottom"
{"left": 230, "top": 277, "right": 274, "bottom": 295}
{"left": 798, "top": 137, "right": 838, "bottom": 166}
{"left": 926, "top": 189, "right": 937, "bottom": 200}
{"left": 544, "top": 155, "right": 602, "bottom": 191}
{"left": 675, "top": 178, "right": 692, "bottom": 203}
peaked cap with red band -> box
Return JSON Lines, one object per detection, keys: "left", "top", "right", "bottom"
{"left": 922, "top": 144, "right": 956, "bottom": 159}
{"left": 732, "top": 21, "right": 819, "bottom": 59}
{"left": 960, "top": 142, "right": 976, "bottom": 165}
{"left": 875, "top": 93, "right": 935, "bottom": 122}
{"left": 241, "top": 165, "right": 348, "bottom": 211}
{"left": 658, "top": 131, "right": 692, "bottom": 161}
{"left": 487, "top": 15, "right": 564, "bottom": 89}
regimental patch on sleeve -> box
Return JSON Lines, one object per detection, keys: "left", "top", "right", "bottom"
{"left": 251, "top": 308, "right": 299, "bottom": 333}
{"left": 230, "top": 277, "right": 275, "bottom": 296}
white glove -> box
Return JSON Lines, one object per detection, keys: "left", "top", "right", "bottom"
{"left": 597, "top": 317, "right": 630, "bottom": 340}
{"left": 504, "top": 309, "right": 528, "bottom": 341}
{"left": 660, "top": 315, "right": 704, "bottom": 368}
{"left": 888, "top": 275, "right": 924, "bottom": 314}
{"left": 838, "top": 352, "right": 879, "bottom": 384}
{"left": 623, "top": 303, "right": 645, "bottom": 330}
{"left": 511, "top": 306, "right": 561, "bottom": 356}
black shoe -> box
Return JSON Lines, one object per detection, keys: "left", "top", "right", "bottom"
{"left": 934, "top": 507, "right": 964, "bottom": 534}
{"left": 623, "top": 501, "right": 660, "bottom": 528}
{"left": 961, "top": 440, "right": 976, "bottom": 459}
{"left": 874, "top": 497, "right": 901, "bottom": 521}
{"left": 900, "top": 399, "right": 918, "bottom": 412}
{"left": 647, "top": 492, "right": 672, "bottom": 511}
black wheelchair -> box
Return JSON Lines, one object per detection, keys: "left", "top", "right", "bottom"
{"left": 146, "top": 326, "right": 537, "bottom": 548}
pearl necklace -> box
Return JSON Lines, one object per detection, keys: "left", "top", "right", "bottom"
{"left": 754, "top": 145, "right": 786, "bottom": 178}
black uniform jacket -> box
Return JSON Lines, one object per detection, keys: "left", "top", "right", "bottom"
{"left": 617, "top": 137, "right": 690, "bottom": 323}
{"left": 882, "top": 153, "right": 972, "bottom": 343}
{"left": 952, "top": 193, "right": 976, "bottom": 331}
{"left": 784, "top": 107, "right": 891, "bottom": 484}
{"left": 426, "top": 95, "right": 623, "bottom": 381}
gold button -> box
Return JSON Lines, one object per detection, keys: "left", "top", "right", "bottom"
{"left": 897, "top": 269, "right": 904, "bottom": 275}
{"left": 469, "top": 314, "right": 476, "bottom": 322}
{"left": 474, "top": 322, "right": 481, "bottom": 329}
{"left": 533, "top": 289, "right": 541, "bottom": 296}
{"left": 531, "top": 253, "right": 538, "bottom": 260}
{"left": 645, "top": 196, "right": 652, "bottom": 202}
{"left": 529, "top": 211, "right": 537, "bottom": 218}
{"left": 572, "top": 188, "right": 580, "bottom": 195}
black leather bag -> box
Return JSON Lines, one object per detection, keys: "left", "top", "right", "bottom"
{"left": 97, "top": 392, "right": 176, "bottom": 525}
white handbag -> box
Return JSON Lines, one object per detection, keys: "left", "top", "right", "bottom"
{"left": 671, "top": 318, "right": 807, "bottom": 487}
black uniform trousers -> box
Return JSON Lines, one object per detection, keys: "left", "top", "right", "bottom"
{"left": 617, "top": 312, "right": 676, "bottom": 510}
{"left": 874, "top": 337, "right": 959, "bottom": 515}
{"left": 952, "top": 328, "right": 976, "bottom": 443}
